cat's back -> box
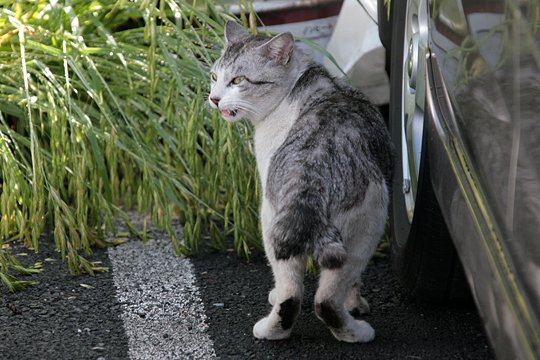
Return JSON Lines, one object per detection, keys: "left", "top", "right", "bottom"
{"left": 288, "top": 66, "right": 388, "bottom": 142}
{"left": 267, "top": 65, "right": 393, "bottom": 207}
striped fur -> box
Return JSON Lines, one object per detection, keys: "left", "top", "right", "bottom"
{"left": 209, "top": 21, "right": 394, "bottom": 343}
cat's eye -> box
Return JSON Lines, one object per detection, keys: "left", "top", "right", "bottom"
{"left": 231, "top": 76, "right": 245, "bottom": 85}
{"left": 210, "top": 72, "right": 217, "bottom": 81}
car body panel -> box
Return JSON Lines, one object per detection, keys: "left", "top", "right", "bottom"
{"left": 423, "top": 0, "right": 540, "bottom": 356}
{"left": 323, "top": 0, "right": 390, "bottom": 105}
{"left": 425, "top": 52, "right": 540, "bottom": 358}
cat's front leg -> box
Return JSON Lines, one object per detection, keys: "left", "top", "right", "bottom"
{"left": 268, "top": 287, "right": 277, "bottom": 306}
{"left": 253, "top": 198, "right": 306, "bottom": 340}
{"left": 345, "top": 282, "right": 371, "bottom": 317}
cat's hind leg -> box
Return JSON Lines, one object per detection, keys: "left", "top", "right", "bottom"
{"left": 315, "top": 182, "right": 388, "bottom": 343}
{"left": 253, "top": 198, "right": 306, "bottom": 340}
{"left": 253, "top": 256, "right": 306, "bottom": 340}
{"left": 314, "top": 264, "right": 375, "bottom": 343}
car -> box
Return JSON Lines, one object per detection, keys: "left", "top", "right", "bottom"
{"left": 323, "top": 0, "right": 390, "bottom": 105}
{"left": 378, "top": 0, "right": 540, "bottom": 358}
{"left": 227, "top": 0, "right": 344, "bottom": 63}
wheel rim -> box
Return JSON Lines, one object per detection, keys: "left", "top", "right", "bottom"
{"left": 401, "top": 0, "right": 429, "bottom": 223}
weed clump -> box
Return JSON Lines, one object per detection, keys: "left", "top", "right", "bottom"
{"left": 0, "top": 0, "right": 260, "bottom": 291}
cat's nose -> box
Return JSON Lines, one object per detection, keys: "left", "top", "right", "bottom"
{"left": 210, "top": 97, "right": 220, "bottom": 106}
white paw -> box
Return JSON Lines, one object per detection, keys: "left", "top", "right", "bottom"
{"left": 268, "top": 288, "right": 277, "bottom": 306}
{"left": 330, "top": 320, "right": 375, "bottom": 343}
{"left": 345, "top": 292, "right": 370, "bottom": 315}
{"left": 253, "top": 316, "right": 292, "bottom": 340}
{"left": 358, "top": 296, "right": 370, "bottom": 314}
{"left": 349, "top": 296, "right": 370, "bottom": 315}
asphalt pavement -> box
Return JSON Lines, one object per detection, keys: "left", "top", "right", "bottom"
{"left": 0, "top": 225, "right": 494, "bottom": 360}
{"left": 0, "top": 235, "right": 129, "bottom": 360}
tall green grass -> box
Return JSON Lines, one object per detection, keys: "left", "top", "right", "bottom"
{"left": 0, "top": 0, "right": 261, "bottom": 291}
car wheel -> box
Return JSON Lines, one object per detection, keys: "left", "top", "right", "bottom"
{"left": 388, "top": 0, "right": 469, "bottom": 302}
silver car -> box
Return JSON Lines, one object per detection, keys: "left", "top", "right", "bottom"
{"left": 378, "top": 0, "right": 540, "bottom": 358}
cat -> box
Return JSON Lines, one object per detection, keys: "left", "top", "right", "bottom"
{"left": 208, "top": 21, "right": 393, "bottom": 343}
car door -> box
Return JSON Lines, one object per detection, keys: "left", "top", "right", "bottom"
{"left": 429, "top": 0, "right": 540, "bottom": 333}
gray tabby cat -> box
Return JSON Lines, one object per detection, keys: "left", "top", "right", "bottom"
{"left": 208, "top": 21, "right": 393, "bottom": 343}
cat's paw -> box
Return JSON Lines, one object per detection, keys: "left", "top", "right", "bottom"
{"left": 253, "top": 317, "right": 292, "bottom": 340}
{"left": 344, "top": 287, "right": 370, "bottom": 316}
{"left": 268, "top": 288, "right": 277, "bottom": 306}
{"left": 346, "top": 295, "right": 370, "bottom": 317}
{"left": 330, "top": 320, "right": 375, "bottom": 343}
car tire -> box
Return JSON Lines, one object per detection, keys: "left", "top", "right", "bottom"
{"left": 388, "top": 0, "right": 469, "bottom": 302}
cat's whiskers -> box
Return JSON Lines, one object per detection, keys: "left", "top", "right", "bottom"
{"left": 221, "top": 100, "right": 261, "bottom": 118}
{"left": 234, "top": 101, "right": 259, "bottom": 115}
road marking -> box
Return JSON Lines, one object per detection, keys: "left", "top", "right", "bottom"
{"left": 108, "top": 237, "right": 216, "bottom": 359}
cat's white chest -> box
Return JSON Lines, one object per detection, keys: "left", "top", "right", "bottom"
{"left": 253, "top": 101, "right": 297, "bottom": 193}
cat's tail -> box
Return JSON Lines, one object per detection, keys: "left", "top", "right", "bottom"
{"left": 313, "top": 225, "right": 347, "bottom": 269}
{"left": 271, "top": 201, "right": 347, "bottom": 269}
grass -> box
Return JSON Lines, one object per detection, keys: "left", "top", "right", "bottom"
{"left": 0, "top": 0, "right": 261, "bottom": 291}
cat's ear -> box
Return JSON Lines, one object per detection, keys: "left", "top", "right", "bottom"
{"left": 224, "top": 21, "right": 248, "bottom": 44}
{"left": 257, "top": 32, "right": 294, "bottom": 65}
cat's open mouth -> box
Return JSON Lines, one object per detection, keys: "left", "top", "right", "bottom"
{"left": 220, "top": 108, "right": 238, "bottom": 119}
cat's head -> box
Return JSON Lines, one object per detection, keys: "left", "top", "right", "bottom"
{"left": 209, "top": 21, "right": 298, "bottom": 122}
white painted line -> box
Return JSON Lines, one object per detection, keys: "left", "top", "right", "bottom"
{"left": 108, "top": 237, "right": 216, "bottom": 359}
